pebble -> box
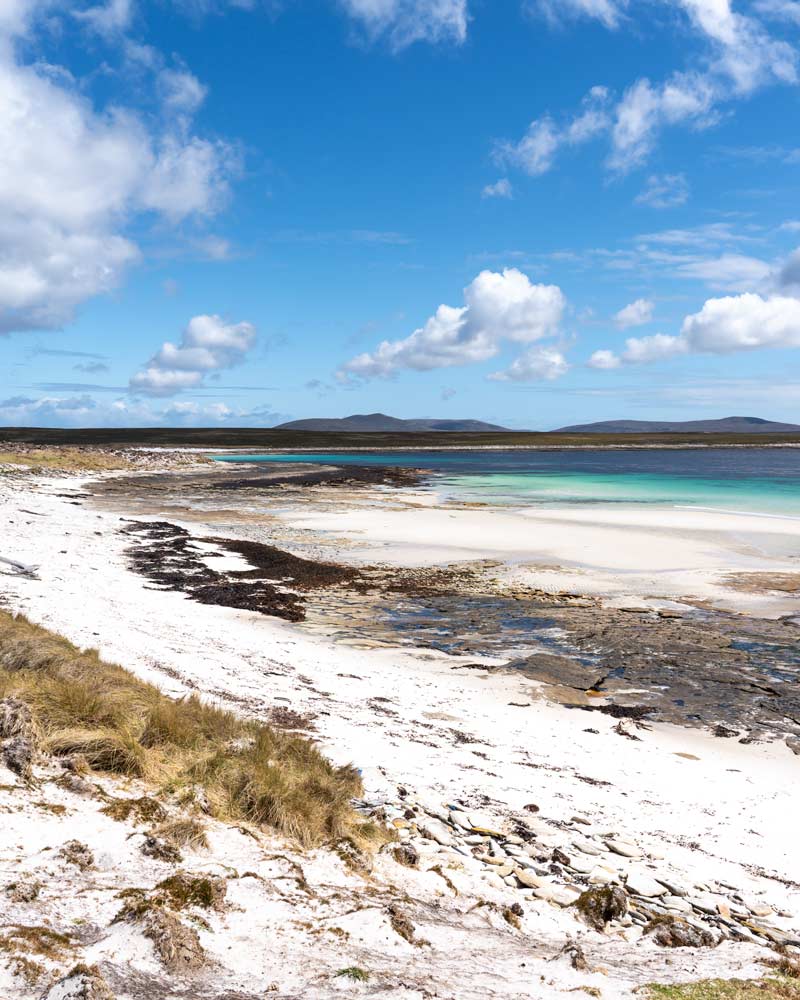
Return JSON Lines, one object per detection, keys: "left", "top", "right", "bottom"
{"left": 483, "top": 871, "right": 505, "bottom": 889}
{"left": 663, "top": 895, "right": 693, "bottom": 914}
{"left": 494, "top": 865, "right": 516, "bottom": 878}
{"left": 449, "top": 811, "right": 472, "bottom": 830}
{"left": 656, "top": 877, "right": 689, "bottom": 897}
{"left": 692, "top": 893, "right": 723, "bottom": 915}
{"left": 566, "top": 856, "right": 595, "bottom": 875}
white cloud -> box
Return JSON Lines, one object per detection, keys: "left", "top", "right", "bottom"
{"left": 338, "top": 0, "right": 467, "bottom": 49}
{"left": 130, "top": 314, "right": 256, "bottom": 396}
{"left": 590, "top": 292, "right": 800, "bottom": 368}
{"left": 673, "top": 252, "right": 771, "bottom": 290}
{"left": 496, "top": 87, "right": 610, "bottom": 176}
{"left": 528, "top": 0, "right": 625, "bottom": 29}
{"left": 73, "top": 0, "right": 134, "bottom": 37}
{"left": 0, "top": 12, "right": 236, "bottom": 335}
{"left": 755, "top": 0, "right": 800, "bottom": 25}
{"left": 482, "top": 178, "right": 513, "bottom": 199}
{"left": 490, "top": 345, "right": 570, "bottom": 382}
{"left": 635, "top": 173, "right": 689, "bottom": 208}
{"left": 499, "top": 1, "right": 797, "bottom": 176}
{"left": 339, "top": 268, "right": 566, "bottom": 379}
{"left": 680, "top": 293, "right": 800, "bottom": 352}
{"left": 615, "top": 297, "right": 654, "bottom": 328}
{"left": 587, "top": 348, "right": 621, "bottom": 369}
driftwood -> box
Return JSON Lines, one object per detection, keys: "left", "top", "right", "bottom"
{"left": 0, "top": 555, "right": 39, "bottom": 577}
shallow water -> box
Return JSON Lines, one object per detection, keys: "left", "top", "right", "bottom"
{"left": 215, "top": 447, "right": 800, "bottom": 517}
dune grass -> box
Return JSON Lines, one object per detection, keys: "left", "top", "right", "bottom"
{"left": 0, "top": 448, "right": 132, "bottom": 472}
{"left": 643, "top": 977, "right": 800, "bottom": 1000}
{"left": 0, "top": 610, "right": 366, "bottom": 846}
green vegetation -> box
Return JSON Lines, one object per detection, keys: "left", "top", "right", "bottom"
{"left": 642, "top": 977, "right": 800, "bottom": 1000}
{"left": 336, "top": 967, "right": 370, "bottom": 981}
{"left": 0, "top": 610, "right": 366, "bottom": 846}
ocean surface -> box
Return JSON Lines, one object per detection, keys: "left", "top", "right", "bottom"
{"left": 214, "top": 447, "right": 800, "bottom": 517}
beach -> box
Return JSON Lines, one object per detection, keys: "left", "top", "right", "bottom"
{"left": 0, "top": 451, "right": 798, "bottom": 999}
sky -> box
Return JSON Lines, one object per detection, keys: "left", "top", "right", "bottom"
{"left": 2, "top": 0, "right": 800, "bottom": 430}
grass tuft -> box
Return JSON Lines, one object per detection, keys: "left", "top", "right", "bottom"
{"left": 336, "top": 967, "right": 370, "bottom": 981}
{"left": 642, "top": 976, "right": 800, "bottom": 1000}
{"left": 0, "top": 610, "right": 364, "bottom": 847}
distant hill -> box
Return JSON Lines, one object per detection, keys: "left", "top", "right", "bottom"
{"left": 275, "top": 412, "right": 510, "bottom": 432}
{"left": 554, "top": 416, "right": 800, "bottom": 434}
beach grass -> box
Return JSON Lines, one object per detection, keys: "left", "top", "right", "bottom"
{"left": 0, "top": 610, "right": 365, "bottom": 846}
{"left": 0, "top": 448, "right": 132, "bottom": 472}
{"left": 643, "top": 977, "right": 800, "bottom": 999}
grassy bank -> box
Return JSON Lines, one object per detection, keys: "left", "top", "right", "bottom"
{"left": 0, "top": 611, "right": 364, "bottom": 846}
{"left": 0, "top": 448, "right": 132, "bottom": 472}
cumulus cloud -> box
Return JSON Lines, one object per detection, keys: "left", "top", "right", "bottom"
{"left": 528, "top": 0, "right": 625, "bottom": 29}
{"left": 482, "top": 178, "right": 513, "bottom": 199}
{"left": 338, "top": 0, "right": 467, "bottom": 49}
{"left": 339, "top": 268, "right": 566, "bottom": 380}
{"left": 490, "top": 345, "right": 570, "bottom": 382}
{"left": 614, "top": 298, "right": 654, "bottom": 328}
{"left": 0, "top": 11, "right": 236, "bottom": 335}
{"left": 635, "top": 173, "right": 690, "bottom": 208}
{"left": 130, "top": 314, "right": 256, "bottom": 396}
{"left": 590, "top": 292, "right": 800, "bottom": 369}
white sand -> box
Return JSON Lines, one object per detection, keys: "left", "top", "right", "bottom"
{"left": 281, "top": 492, "right": 800, "bottom": 615}
{"left": 0, "top": 467, "right": 798, "bottom": 998}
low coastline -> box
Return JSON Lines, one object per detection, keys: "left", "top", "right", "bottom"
{"left": 0, "top": 448, "right": 798, "bottom": 998}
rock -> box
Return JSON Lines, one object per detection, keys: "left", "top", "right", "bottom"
{"left": 494, "top": 865, "right": 516, "bottom": 878}
{"left": 483, "top": 871, "right": 505, "bottom": 889}
{"left": 691, "top": 893, "right": 722, "bottom": 915}
{"left": 469, "top": 812, "right": 504, "bottom": 836}
{"left": 743, "top": 898, "right": 773, "bottom": 917}
{"left": 6, "top": 878, "right": 40, "bottom": 903}
{"left": 421, "top": 819, "right": 455, "bottom": 847}
{"left": 553, "top": 937, "right": 588, "bottom": 971}
{"left": 605, "top": 839, "right": 642, "bottom": 859}
{"left": 571, "top": 815, "right": 592, "bottom": 826}
{"left": 573, "top": 840, "right": 604, "bottom": 856}
{"left": 39, "top": 964, "right": 115, "bottom": 999}
{"left": 59, "top": 840, "right": 94, "bottom": 871}
{"left": 141, "top": 837, "right": 182, "bottom": 864}
{"left": 626, "top": 872, "right": 668, "bottom": 898}
{"left": 516, "top": 870, "right": 548, "bottom": 889}
{"left": 588, "top": 866, "right": 617, "bottom": 885}
{"left": 0, "top": 698, "right": 33, "bottom": 739}
{"left": 391, "top": 844, "right": 419, "bottom": 868}
{"left": 2, "top": 737, "right": 34, "bottom": 779}
{"left": 464, "top": 834, "right": 488, "bottom": 845}
{"left": 644, "top": 915, "right": 716, "bottom": 948}
{"left": 662, "top": 895, "right": 693, "bottom": 914}
{"left": 575, "top": 885, "right": 628, "bottom": 930}
{"left": 534, "top": 885, "right": 582, "bottom": 907}
{"left": 449, "top": 810, "right": 472, "bottom": 830}
{"left": 566, "top": 856, "right": 595, "bottom": 875}
{"left": 656, "top": 877, "right": 690, "bottom": 897}
{"left": 142, "top": 908, "right": 206, "bottom": 972}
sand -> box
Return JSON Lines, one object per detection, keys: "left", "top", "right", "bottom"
{"left": 0, "top": 464, "right": 798, "bottom": 998}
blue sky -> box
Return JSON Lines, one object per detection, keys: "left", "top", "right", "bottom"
{"left": 2, "top": 0, "right": 800, "bottom": 429}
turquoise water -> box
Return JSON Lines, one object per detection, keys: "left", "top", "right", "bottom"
{"left": 214, "top": 448, "right": 800, "bottom": 517}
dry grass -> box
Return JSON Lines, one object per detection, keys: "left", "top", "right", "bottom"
{"left": 0, "top": 610, "right": 366, "bottom": 846}
{"left": 0, "top": 447, "right": 132, "bottom": 472}
{"left": 643, "top": 977, "right": 800, "bottom": 1000}
{"left": 152, "top": 817, "right": 209, "bottom": 851}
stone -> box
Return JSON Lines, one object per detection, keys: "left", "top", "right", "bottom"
{"left": 645, "top": 915, "right": 715, "bottom": 948}
{"left": 483, "top": 871, "right": 505, "bottom": 889}
{"left": 662, "top": 895, "right": 693, "bottom": 914}
{"left": 605, "top": 839, "right": 642, "bottom": 859}
{"left": 59, "top": 840, "right": 94, "bottom": 870}
{"left": 469, "top": 812, "right": 504, "bottom": 836}
{"left": 142, "top": 908, "right": 206, "bottom": 972}
{"left": 391, "top": 844, "right": 419, "bottom": 868}
{"left": 449, "top": 810, "right": 472, "bottom": 830}
{"left": 2, "top": 737, "right": 33, "bottom": 779}
{"left": 626, "top": 872, "right": 668, "bottom": 898}
{"left": 691, "top": 893, "right": 722, "bottom": 915}
{"left": 39, "top": 966, "right": 115, "bottom": 999}
{"left": 573, "top": 840, "right": 604, "bottom": 856}
{"left": 494, "top": 865, "right": 516, "bottom": 878}
{"left": 534, "top": 885, "right": 581, "bottom": 907}
{"left": 421, "top": 820, "right": 455, "bottom": 847}
{"left": 656, "top": 877, "right": 689, "bottom": 897}
{"left": 566, "top": 856, "right": 595, "bottom": 875}
{"left": 516, "top": 870, "right": 548, "bottom": 889}
{"left": 464, "top": 834, "right": 488, "bottom": 845}
{"left": 575, "top": 885, "right": 628, "bottom": 930}
{"left": 743, "top": 899, "right": 773, "bottom": 918}
{"left": 588, "top": 866, "right": 617, "bottom": 885}
{"left": 6, "top": 878, "right": 40, "bottom": 903}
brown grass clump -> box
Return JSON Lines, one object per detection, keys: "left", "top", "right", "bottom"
{"left": 152, "top": 817, "right": 209, "bottom": 851}
{"left": 0, "top": 447, "right": 131, "bottom": 472}
{"left": 0, "top": 610, "right": 365, "bottom": 847}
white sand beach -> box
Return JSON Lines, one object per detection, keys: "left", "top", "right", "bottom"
{"left": 0, "top": 461, "right": 798, "bottom": 999}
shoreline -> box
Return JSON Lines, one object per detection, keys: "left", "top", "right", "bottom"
{"left": 0, "top": 455, "right": 798, "bottom": 997}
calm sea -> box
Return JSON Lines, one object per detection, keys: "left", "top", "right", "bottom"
{"left": 214, "top": 448, "right": 800, "bottom": 517}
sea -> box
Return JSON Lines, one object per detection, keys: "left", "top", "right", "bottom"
{"left": 214, "top": 447, "right": 800, "bottom": 518}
